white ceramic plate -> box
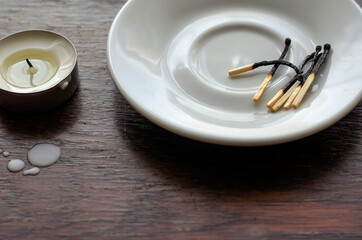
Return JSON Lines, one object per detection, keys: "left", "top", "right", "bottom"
{"left": 107, "top": 0, "right": 362, "bottom": 146}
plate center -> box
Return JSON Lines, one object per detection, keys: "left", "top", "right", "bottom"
{"left": 164, "top": 12, "right": 317, "bottom": 126}
{"left": 190, "top": 24, "right": 288, "bottom": 92}
{"left": 166, "top": 19, "right": 298, "bottom": 119}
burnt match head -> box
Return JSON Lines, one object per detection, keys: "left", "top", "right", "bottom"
{"left": 296, "top": 74, "right": 304, "bottom": 81}
{"left": 316, "top": 45, "right": 322, "bottom": 52}
{"left": 324, "top": 44, "right": 331, "bottom": 50}
{"left": 285, "top": 38, "right": 291, "bottom": 45}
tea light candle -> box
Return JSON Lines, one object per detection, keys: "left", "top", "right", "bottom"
{"left": 0, "top": 30, "right": 78, "bottom": 113}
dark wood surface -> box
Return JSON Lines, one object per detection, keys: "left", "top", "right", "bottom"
{"left": 0, "top": 0, "right": 361, "bottom": 239}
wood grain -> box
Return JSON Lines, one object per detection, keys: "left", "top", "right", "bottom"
{"left": 0, "top": 0, "right": 361, "bottom": 239}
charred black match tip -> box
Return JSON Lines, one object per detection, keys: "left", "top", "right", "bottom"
{"left": 285, "top": 38, "right": 291, "bottom": 45}
{"left": 324, "top": 44, "right": 331, "bottom": 50}
{"left": 26, "top": 59, "right": 33, "bottom": 68}
{"left": 316, "top": 45, "right": 322, "bottom": 52}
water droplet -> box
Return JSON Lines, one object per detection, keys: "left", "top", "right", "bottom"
{"left": 7, "top": 159, "right": 25, "bottom": 173}
{"left": 23, "top": 167, "right": 40, "bottom": 176}
{"left": 28, "top": 143, "right": 61, "bottom": 167}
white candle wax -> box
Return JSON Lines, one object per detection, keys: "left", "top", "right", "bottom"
{"left": 0, "top": 30, "right": 78, "bottom": 113}
{"left": 1, "top": 49, "right": 58, "bottom": 88}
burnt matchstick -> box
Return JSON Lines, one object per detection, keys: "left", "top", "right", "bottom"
{"left": 283, "top": 46, "right": 322, "bottom": 110}
{"left": 267, "top": 46, "right": 322, "bottom": 109}
{"left": 253, "top": 38, "right": 291, "bottom": 102}
{"left": 292, "top": 44, "right": 331, "bottom": 109}
{"left": 298, "top": 46, "right": 322, "bottom": 70}
{"left": 284, "top": 58, "right": 321, "bottom": 109}
{"left": 271, "top": 76, "right": 303, "bottom": 112}
{"left": 228, "top": 59, "right": 302, "bottom": 77}
{"left": 267, "top": 75, "right": 298, "bottom": 108}
{"left": 283, "top": 85, "right": 299, "bottom": 109}
{"left": 282, "top": 63, "right": 319, "bottom": 110}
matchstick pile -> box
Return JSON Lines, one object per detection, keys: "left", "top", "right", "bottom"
{"left": 228, "top": 38, "right": 331, "bottom": 112}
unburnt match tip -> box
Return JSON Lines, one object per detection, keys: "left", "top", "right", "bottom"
{"left": 267, "top": 90, "right": 283, "bottom": 108}
{"left": 228, "top": 63, "right": 254, "bottom": 76}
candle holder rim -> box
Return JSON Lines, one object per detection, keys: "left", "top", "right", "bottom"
{"left": 0, "top": 29, "right": 78, "bottom": 94}
{"left": 0, "top": 29, "right": 77, "bottom": 55}
{"left": 0, "top": 62, "right": 78, "bottom": 96}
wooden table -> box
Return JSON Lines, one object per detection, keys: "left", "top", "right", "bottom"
{"left": 0, "top": 1, "right": 361, "bottom": 239}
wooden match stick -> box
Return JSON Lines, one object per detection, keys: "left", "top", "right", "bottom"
{"left": 283, "top": 85, "right": 301, "bottom": 110}
{"left": 229, "top": 59, "right": 301, "bottom": 77}
{"left": 284, "top": 47, "right": 322, "bottom": 110}
{"left": 298, "top": 46, "right": 322, "bottom": 70}
{"left": 253, "top": 38, "right": 291, "bottom": 102}
{"left": 267, "top": 73, "right": 301, "bottom": 108}
{"left": 267, "top": 89, "right": 283, "bottom": 108}
{"left": 254, "top": 60, "right": 301, "bottom": 75}
{"left": 267, "top": 45, "right": 322, "bottom": 109}
{"left": 292, "top": 44, "right": 331, "bottom": 109}
{"left": 271, "top": 79, "right": 302, "bottom": 112}
{"left": 254, "top": 74, "right": 272, "bottom": 101}
{"left": 228, "top": 63, "right": 255, "bottom": 76}
{"left": 292, "top": 73, "right": 315, "bottom": 109}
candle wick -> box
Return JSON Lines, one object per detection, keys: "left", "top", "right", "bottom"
{"left": 26, "top": 59, "right": 37, "bottom": 75}
{"left": 26, "top": 59, "right": 33, "bottom": 68}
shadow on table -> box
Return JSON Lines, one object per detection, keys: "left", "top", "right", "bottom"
{"left": 114, "top": 95, "right": 360, "bottom": 195}
{"left": 0, "top": 89, "right": 81, "bottom": 139}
